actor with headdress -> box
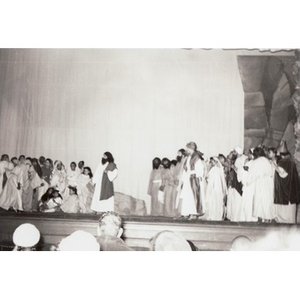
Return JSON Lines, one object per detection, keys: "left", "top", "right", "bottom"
{"left": 179, "top": 142, "right": 205, "bottom": 218}
{"left": 147, "top": 157, "right": 163, "bottom": 216}
{"left": 91, "top": 152, "right": 118, "bottom": 213}
{"left": 205, "top": 157, "right": 227, "bottom": 221}
{"left": 244, "top": 147, "right": 275, "bottom": 222}
{"left": 274, "top": 140, "right": 300, "bottom": 223}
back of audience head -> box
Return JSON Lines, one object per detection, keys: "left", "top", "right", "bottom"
{"left": 57, "top": 230, "right": 100, "bottom": 251}
{"left": 97, "top": 211, "right": 123, "bottom": 238}
{"left": 149, "top": 230, "right": 192, "bottom": 251}
{"left": 12, "top": 223, "right": 40, "bottom": 251}
{"left": 230, "top": 235, "right": 252, "bottom": 251}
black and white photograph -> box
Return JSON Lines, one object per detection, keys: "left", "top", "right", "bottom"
{"left": 0, "top": 1, "right": 299, "bottom": 299}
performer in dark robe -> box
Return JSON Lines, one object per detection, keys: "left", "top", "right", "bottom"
{"left": 274, "top": 141, "right": 300, "bottom": 223}
{"left": 91, "top": 152, "right": 118, "bottom": 212}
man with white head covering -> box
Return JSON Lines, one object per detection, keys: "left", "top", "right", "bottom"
{"left": 12, "top": 223, "right": 40, "bottom": 251}
{"left": 179, "top": 142, "right": 205, "bottom": 219}
{"left": 58, "top": 230, "right": 100, "bottom": 251}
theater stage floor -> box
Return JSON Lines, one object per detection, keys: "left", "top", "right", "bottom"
{"left": 0, "top": 209, "right": 299, "bottom": 250}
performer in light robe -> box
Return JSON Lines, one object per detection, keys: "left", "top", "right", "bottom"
{"left": 50, "top": 160, "right": 68, "bottom": 200}
{"left": 244, "top": 147, "right": 275, "bottom": 222}
{"left": 173, "top": 149, "right": 186, "bottom": 216}
{"left": 0, "top": 162, "right": 25, "bottom": 212}
{"left": 160, "top": 158, "right": 176, "bottom": 217}
{"left": 60, "top": 186, "right": 80, "bottom": 213}
{"left": 91, "top": 152, "right": 118, "bottom": 213}
{"left": 0, "top": 154, "right": 14, "bottom": 195}
{"left": 67, "top": 162, "right": 80, "bottom": 187}
{"left": 205, "top": 157, "right": 227, "bottom": 221}
{"left": 273, "top": 141, "right": 300, "bottom": 223}
{"left": 226, "top": 147, "right": 247, "bottom": 221}
{"left": 76, "top": 166, "right": 94, "bottom": 213}
{"left": 241, "top": 149, "right": 258, "bottom": 222}
{"left": 147, "top": 157, "right": 163, "bottom": 216}
{"left": 22, "top": 158, "right": 44, "bottom": 212}
{"left": 179, "top": 142, "right": 204, "bottom": 218}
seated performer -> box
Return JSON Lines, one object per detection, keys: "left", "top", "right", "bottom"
{"left": 60, "top": 185, "right": 80, "bottom": 213}
{"left": 39, "top": 189, "right": 63, "bottom": 213}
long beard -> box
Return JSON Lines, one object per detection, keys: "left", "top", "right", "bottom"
{"left": 102, "top": 158, "right": 108, "bottom": 165}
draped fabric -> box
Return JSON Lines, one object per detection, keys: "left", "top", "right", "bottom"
{"left": 0, "top": 49, "right": 244, "bottom": 211}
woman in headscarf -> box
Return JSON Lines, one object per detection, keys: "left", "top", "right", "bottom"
{"left": 50, "top": 160, "right": 68, "bottom": 200}
{"left": 76, "top": 166, "right": 94, "bottom": 213}
{"left": 205, "top": 157, "right": 227, "bottom": 221}
{"left": 91, "top": 152, "right": 118, "bottom": 213}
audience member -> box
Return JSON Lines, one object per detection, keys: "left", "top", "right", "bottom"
{"left": 58, "top": 230, "right": 100, "bottom": 251}
{"left": 60, "top": 186, "right": 80, "bottom": 213}
{"left": 96, "top": 211, "right": 133, "bottom": 251}
{"left": 12, "top": 223, "right": 40, "bottom": 251}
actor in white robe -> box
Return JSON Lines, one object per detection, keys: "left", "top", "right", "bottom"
{"left": 205, "top": 157, "right": 227, "bottom": 221}
{"left": 91, "top": 153, "right": 118, "bottom": 213}
{"left": 50, "top": 161, "right": 68, "bottom": 200}
{"left": 0, "top": 160, "right": 14, "bottom": 195}
{"left": 0, "top": 165, "right": 24, "bottom": 211}
{"left": 245, "top": 155, "right": 275, "bottom": 221}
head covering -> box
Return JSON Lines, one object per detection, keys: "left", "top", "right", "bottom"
{"left": 150, "top": 230, "right": 191, "bottom": 251}
{"left": 58, "top": 230, "right": 100, "bottom": 251}
{"left": 13, "top": 223, "right": 40, "bottom": 248}
{"left": 186, "top": 142, "right": 197, "bottom": 151}
{"left": 277, "top": 140, "right": 288, "bottom": 154}
{"left": 234, "top": 146, "right": 243, "bottom": 155}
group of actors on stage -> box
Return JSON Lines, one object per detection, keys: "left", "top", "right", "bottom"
{"left": 148, "top": 141, "right": 300, "bottom": 224}
{"left": 0, "top": 152, "right": 118, "bottom": 214}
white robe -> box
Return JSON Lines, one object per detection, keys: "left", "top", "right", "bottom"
{"left": 205, "top": 165, "right": 227, "bottom": 221}
{"left": 91, "top": 162, "right": 118, "bottom": 212}
{"left": 0, "top": 161, "right": 14, "bottom": 195}
{"left": 179, "top": 156, "right": 204, "bottom": 216}
{"left": 245, "top": 157, "right": 275, "bottom": 220}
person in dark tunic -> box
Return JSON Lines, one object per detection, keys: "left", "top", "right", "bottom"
{"left": 274, "top": 141, "right": 300, "bottom": 223}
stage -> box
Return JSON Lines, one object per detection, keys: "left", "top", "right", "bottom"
{"left": 1, "top": 209, "right": 299, "bottom": 251}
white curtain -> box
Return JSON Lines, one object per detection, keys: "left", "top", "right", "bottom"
{"left": 0, "top": 49, "right": 244, "bottom": 211}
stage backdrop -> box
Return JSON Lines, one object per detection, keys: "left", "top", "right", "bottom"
{"left": 0, "top": 49, "right": 244, "bottom": 212}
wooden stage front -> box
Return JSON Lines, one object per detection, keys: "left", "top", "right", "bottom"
{"left": 0, "top": 210, "right": 299, "bottom": 250}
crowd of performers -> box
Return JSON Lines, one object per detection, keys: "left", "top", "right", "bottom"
{"left": 0, "top": 152, "right": 118, "bottom": 214}
{"left": 148, "top": 141, "right": 300, "bottom": 223}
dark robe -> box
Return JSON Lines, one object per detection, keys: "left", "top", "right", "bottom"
{"left": 228, "top": 168, "right": 243, "bottom": 197}
{"left": 188, "top": 152, "right": 203, "bottom": 215}
{"left": 100, "top": 162, "right": 117, "bottom": 200}
{"left": 274, "top": 156, "right": 300, "bottom": 205}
